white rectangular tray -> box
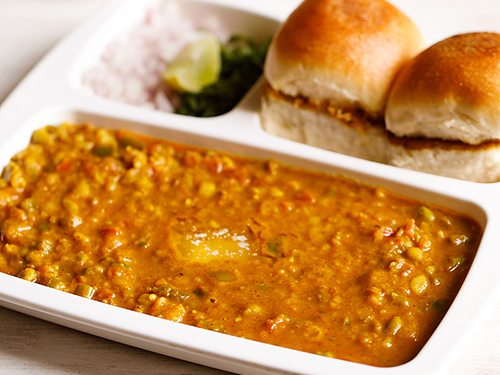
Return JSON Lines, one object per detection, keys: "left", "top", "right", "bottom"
{"left": 0, "top": 1, "right": 499, "bottom": 374}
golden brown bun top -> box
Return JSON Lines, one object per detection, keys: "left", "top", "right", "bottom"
{"left": 264, "top": 0, "right": 423, "bottom": 115}
{"left": 386, "top": 32, "right": 500, "bottom": 144}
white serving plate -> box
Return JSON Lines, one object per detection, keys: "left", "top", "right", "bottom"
{"left": 0, "top": 0, "right": 499, "bottom": 374}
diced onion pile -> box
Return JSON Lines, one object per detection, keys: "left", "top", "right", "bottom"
{"left": 82, "top": 1, "right": 229, "bottom": 112}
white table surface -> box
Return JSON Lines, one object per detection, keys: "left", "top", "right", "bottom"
{"left": 0, "top": 1, "right": 498, "bottom": 374}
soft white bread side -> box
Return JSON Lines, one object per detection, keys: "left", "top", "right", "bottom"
{"left": 260, "top": 91, "right": 389, "bottom": 162}
{"left": 388, "top": 142, "right": 500, "bottom": 183}
{"left": 261, "top": 89, "right": 500, "bottom": 182}
{"left": 261, "top": 85, "right": 500, "bottom": 182}
{"left": 386, "top": 32, "right": 500, "bottom": 145}
{"left": 264, "top": 0, "right": 423, "bottom": 116}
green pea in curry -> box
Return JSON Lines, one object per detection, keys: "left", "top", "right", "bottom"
{"left": 0, "top": 124, "right": 481, "bottom": 367}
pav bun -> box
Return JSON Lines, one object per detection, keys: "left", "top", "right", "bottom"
{"left": 264, "top": 0, "right": 424, "bottom": 115}
{"left": 386, "top": 32, "right": 500, "bottom": 145}
{"left": 385, "top": 32, "right": 500, "bottom": 182}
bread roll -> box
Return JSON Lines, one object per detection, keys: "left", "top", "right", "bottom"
{"left": 261, "top": 0, "right": 423, "bottom": 162}
{"left": 264, "top": 0, "right": 423, "bottom": 115}
{"left": 386, "top": 32, "right": 500, "bottom": 145}
{"left": 386, "top": 32, "right": 500, "bottom": 182}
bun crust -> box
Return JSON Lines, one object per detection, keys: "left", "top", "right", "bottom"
{"left": 264, "top": 0, "right": 423, "bottom": 115}
{"left": 386, "top": 32, "right": 500, "bottom": 144}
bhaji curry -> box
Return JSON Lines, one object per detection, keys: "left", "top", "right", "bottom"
{"left": 0, "top": 124, "right": 481, "bottom": 366}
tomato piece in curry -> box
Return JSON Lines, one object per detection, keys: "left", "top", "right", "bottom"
{"left": 0, "top": 124, "right": 481, "bottom": 367}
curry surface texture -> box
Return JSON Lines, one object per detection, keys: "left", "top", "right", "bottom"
{"left": 0, "top": 124, "right": 481, "bottom": 367}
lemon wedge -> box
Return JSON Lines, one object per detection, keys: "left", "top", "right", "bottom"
{"left": 162, "top": 32, "right": 221, "bottom": 93}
